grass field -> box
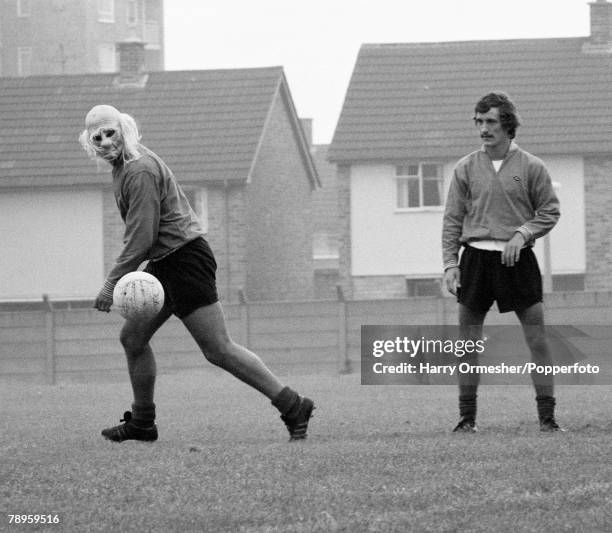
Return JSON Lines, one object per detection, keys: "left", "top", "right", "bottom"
{"left": 2, "top": 367, "right": 612, "bottom": 533}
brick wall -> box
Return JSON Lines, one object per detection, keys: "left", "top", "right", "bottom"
{"left": 117, "top": 41, "right": 145, "bottom": 76}
{"left": 245, "top": 91, "right": 315, "bottom": 301}
{"left": 205, "top": 184, "right": 248, "bottom": 303}
{"left": 311, "top": 144, "right": 339, "bottom": 238}
{"left": 352, "top": 275, "right": 408, "bottom": 299}
{"left": 584, "top": 157, "right": 612, "bottom": 290}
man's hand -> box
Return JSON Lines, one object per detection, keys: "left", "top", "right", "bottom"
{"left": 444, "top": 267, "right": 461, "bottom": 296}
{"left": 94, "top": 291, "right": 113, "bottom": 313}
{"left": 502, "top": 232, "right": 526, "bottom": 267}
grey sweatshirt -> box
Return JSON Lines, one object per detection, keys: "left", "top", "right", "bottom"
{"left": 442, "top": 142, "right": 560, "bottom": 271}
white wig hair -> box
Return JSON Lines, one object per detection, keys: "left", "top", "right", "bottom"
{"left": 78, "top": 105, "right": 142, "bottom": 164}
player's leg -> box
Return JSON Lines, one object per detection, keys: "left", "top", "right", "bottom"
{"left": 453, "top": 245, "right": 492, "bottom": 432}
{"left": 454, "top": 303, "right": 486, "bottom": 432}
{"left": 516, "top": 302, "right": 564, "bottom": 431}
{"left": 101, "top": 303, "right": 173, "bottom": 442}
{"left": 181, "top": 302, "right": 314, "bottom": 440}
{"left": 120, "top": 303, "right": 173, "bottom": 408}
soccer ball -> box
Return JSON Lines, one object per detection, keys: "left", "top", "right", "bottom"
{"left": 113, "top": 271, "right": 165, "bottom": 319}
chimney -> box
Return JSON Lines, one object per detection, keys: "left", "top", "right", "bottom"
{"left": 584, "top": 0, "right": 612, "bottom": 53}
{"left": 115, "top": 38, "right": 148, "bottom": 87}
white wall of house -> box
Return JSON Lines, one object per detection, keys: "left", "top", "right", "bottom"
{"left": 0, "top": 188, "right": 104, "bottom": 300}
{"left": 531, "top": 156, "right": 585, "bottom": 274}
{"left": 350, "top": 155, "right": 585, "bottom": 278}
{"left": 351, "top": 163, "right": 450, "bottom": 277}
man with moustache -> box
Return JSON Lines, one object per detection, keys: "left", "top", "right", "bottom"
{"left": 442, "top": 92, "right": 562, "bottom": 432}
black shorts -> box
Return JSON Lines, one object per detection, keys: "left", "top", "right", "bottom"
{"left": 145, "top": 237, "right": 218, "bottom": 318}
{"left": 457, "top": 244, "right": 542, "bottom": 314}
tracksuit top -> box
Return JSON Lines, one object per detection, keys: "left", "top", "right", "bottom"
{"left": 101, "top": 145, "right": 204, "bottom": 298}
{"left": 442, "top": 142, "right": 560, "bottom": 271}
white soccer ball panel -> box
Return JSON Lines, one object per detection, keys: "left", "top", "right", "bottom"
{"left": 113, "top": 271, "right": 165, "bottom": 319}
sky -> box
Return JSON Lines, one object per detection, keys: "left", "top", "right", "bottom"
{"left": 164, "top": 0, "right": 591, "bottom": 144}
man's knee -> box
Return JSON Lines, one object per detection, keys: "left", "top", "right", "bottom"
{"left": 528, "top": 337, "right": 551, "bottom": 363}
{"left": 200, "top": 336, "right": 235, "bottom": 366}
{"left": 120, "top": 329, "right": 149, "bottom": 355}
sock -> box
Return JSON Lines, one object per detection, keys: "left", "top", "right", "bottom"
{"left": 536, "top": 395, "right": 556, "bottom": 423}
{"left": 459, "top": 389, "right": 477, "bottom": 422}
{"left": 271, "top": 386, "right": 300, "bottom": 417}
{"left": 131, "top": 402, "right": 156, "bottom": 428}
{"left": 534, "top": 383, "right": 554, "bottom": 399}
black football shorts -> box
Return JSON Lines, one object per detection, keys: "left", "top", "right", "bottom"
{"left": 457, "top": 244, "right": 543, "bottom": 314}
{"left": 145, "top": 237, "right": 219, "bottom": 318}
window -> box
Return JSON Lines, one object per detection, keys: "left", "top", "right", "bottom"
{"left": 144, "top": 0, "right": 160, "bottom": 22}
{"left": 313, "top": 232, "right": 339, "bottom": 260}
{"left": 17, "top": 47, "right": 31, "bottom": 76}
{"left": 17, "top": 0, "right": 30, "bottom": 17}
{"left": 98, "top": 0, "right": 114, "bottom": 22}
{"left": 183, "top": 187, "right": 208, "bottom": 234}
{"left": 396, "top": 163, "right": 443, "bottom": 209}
{"left": 97, "top": 44, "right": 116, "bottom": 72}
{"left": 127, "top": 0, "right": 140, "bottom": 25}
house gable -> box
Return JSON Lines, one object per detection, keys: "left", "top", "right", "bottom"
{"left": 244, "top": 80, "right": 317, "bottom": 301}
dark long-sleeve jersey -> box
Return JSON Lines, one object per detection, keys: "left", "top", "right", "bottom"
{"left": 100, "top": 145, "right": 204, "bottom": 298}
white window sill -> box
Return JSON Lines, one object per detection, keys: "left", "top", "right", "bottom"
{"left": 394, "top": 206, "right": 444, "bottom": 214}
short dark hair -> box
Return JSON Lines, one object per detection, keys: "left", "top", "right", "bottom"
{"left": 474, "top": 91, "right": 521, "bottom": 139}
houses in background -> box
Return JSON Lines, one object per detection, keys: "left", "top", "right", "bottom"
{"left": 327, "top": 0, "right": 612, "bottom": 299}
{"left": 3, "top": 1, "right": 612, "bottom": 304}
{"left": 0, "top": 42, "right": 319, "bottom": 303}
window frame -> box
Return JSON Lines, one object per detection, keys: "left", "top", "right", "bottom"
{"left": 395, "top": 162, "right": 444, "bottom": 212}
{"left": 127, "top": 0, "right": 140, "bottom": 26}
{"left": 97, "top": 43, "right": 116, "bottom": 72}
{"left": 17, "top": 47, "right": 32, "bottom": 76}
{"left": 17, "top": 0, "right": 31, "bottom": 17}
{"left": 97, "top": 0, "right": 115, "bottom": 23}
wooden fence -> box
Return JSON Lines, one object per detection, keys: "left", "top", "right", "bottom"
{"left": 1, "top": 291, "right": 611, "bottom": 384}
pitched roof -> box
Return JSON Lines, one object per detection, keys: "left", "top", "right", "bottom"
{"left": 0, "top": 67, "right": 317, "bottom": 187}
{"left": 328, "top": 37, "right": 612, "bottom": 163}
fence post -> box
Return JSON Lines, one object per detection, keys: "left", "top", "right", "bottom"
{"left": 237, "top": 289, "right": 249, "bottom": 348}
{"left": 337, "top": 285, "right": 352, "bottom": 374}
{"left": 42, "top": 294, "right": 56, "bottom": 385}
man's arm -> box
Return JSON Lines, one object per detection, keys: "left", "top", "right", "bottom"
{"left": 501, "top": 160, "right": 559, "bottom": 267}
{"left": 442, "top": 167, "right": 468, "bottom": 294}
{"left": 521, "top": 162, "right": 560, "bottom": 240}
{"left": 94, "top": 171, "right": 160, "bottom": 312}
